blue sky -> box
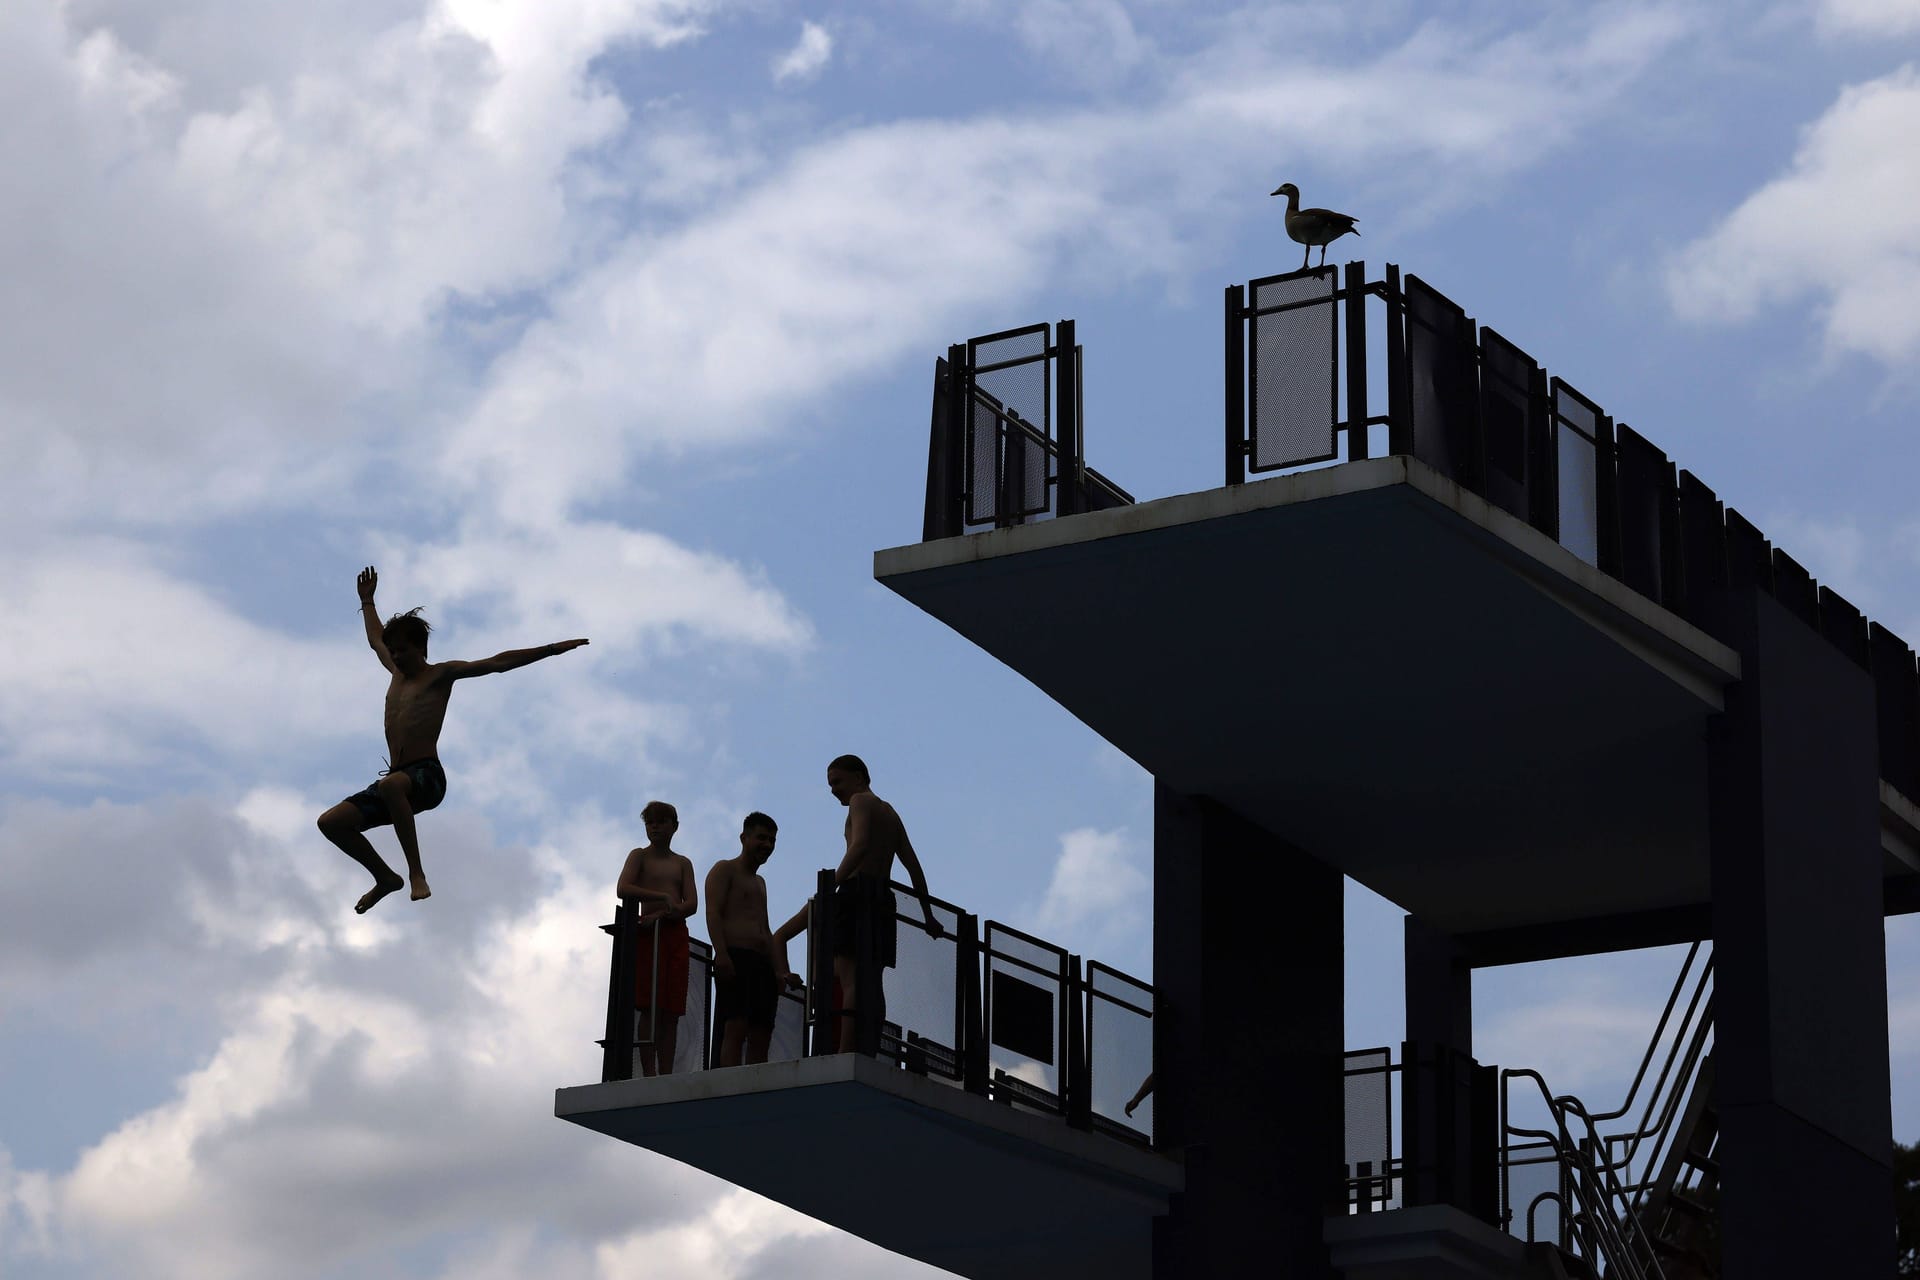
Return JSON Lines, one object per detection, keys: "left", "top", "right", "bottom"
{"left": 4, "top": 0, "right": 1920, "bottom": 1275}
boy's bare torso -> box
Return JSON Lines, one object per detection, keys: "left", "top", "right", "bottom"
{"left": 712, "top": 861, "right": 773, "bottom": 953}
{"left": 845, "top": 794, "right": 907, "bottom": 880}
{"left": 622, "top": 846, "right": 693, "bottom": 924}
{"left": 384, "top": 665, "right": 456, "bottom": 763}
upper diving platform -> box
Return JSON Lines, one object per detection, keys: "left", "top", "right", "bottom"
{"left": 886, "top": 265, "right": 1920, "bottom": 958}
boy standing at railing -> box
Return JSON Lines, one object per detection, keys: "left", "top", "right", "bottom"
{"left": 617, "top": 801, "right": 698, "bottom": 1076}
{"left": 705, "top": 812, "right": 784, "bottom": 1067}
{"left": 827, "top": 754, "right": 941, "bottom": 1053}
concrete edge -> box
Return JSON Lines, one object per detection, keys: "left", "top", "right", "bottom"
{"left": 555, "top": 1054, "right": 1184, "bottom": 1197}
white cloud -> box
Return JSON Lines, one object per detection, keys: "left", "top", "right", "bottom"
{"left": 1666, "top": 65, "right": 1920, "bottom": 367}
{"left": 1031, "top": 826, "right": 1148, "bottom": 947}
{"left": 772, "top": 20, "right": 832, "bottom": 83}
{"left": 1013, "top": 0, "right": 1150, "bottom": 87}
{"left": 1817, "top": 0, "right": 1920, "bottom": 37}
{"left": 447, "top": 6, "right": 1691, "bottom": 525}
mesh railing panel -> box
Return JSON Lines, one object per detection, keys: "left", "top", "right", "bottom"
{"left": 1005, "top": 419, "right": 1049, "bottom": 520}
{"left": 967, "top": 389, "right": 1003, "bottom": 526}
{"left": 1552, "top": 379, "right": 1602, "bottom": 566}
{"left": 1503, "top": 1139, "right": 1565, "bottom": 1241}
{"left": 1615, "top": 426, "right": 1670, "bottom": 605}
{"left": 767, "top": 986, "right": 807, "bottom": 1063}
{"left": 1087, "top": 962, "right": 1153, "bottom": 1141}
{"left": 1248, "top": 270, "right": 1338, "bottom": 470}
{"left": 1478, "top": 328, "right": 1537, "bottom": 525}
{"left": 964, "top": 325, "right": 1053, "bottom": 525}
{"left": 1344, "top": 1048, "right": 1392, "bottom": 1206}
{"left": 1405, "top": 275, "right": 1478, "bottom": 485}
{"left": 883, "top": 888, "right": 965, "bottom": 1082}
{"left": 985, "top": 922, "right": 1068, "bottom": 1110}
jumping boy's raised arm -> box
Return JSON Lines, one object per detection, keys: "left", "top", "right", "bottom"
{"left": 357, "top": 566, "right": 395, "bottom": 673}
{"left": 442, "top": 637, "right": 589, "bottom": 680}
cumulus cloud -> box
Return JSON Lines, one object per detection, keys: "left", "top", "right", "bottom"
{"left": 1030, "top": 827, "right": 1149, "bottom": 958}
{"left": 446, "top": 5, "right": 1690, "bottom": 525}
{"left": 1667, "top": 65, "right": 1920, "bottom": 367}
{"left": 4, "top": 792, "right": 950, "bottom": 1280}
{"left": 772, "top": 20, "right": 832, "bottom": 83}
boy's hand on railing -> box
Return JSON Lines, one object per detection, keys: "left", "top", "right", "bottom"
{"left": 923, "top": 912, "right": 944, "bottom": 940}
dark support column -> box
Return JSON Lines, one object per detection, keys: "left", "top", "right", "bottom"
{"left": 1405, "top": 915, "right": 1472, "bottom": 1053}
{"left": 1709, "top": 587, "right": 1893, "bottom": 1278}
{"left": 1152, "top": 782, "right": 1343, "bottom": 1279}
{"left": 1402, "top": 917, "right": 1495, "bottom": 1221}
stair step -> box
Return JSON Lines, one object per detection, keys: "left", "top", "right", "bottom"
{"left": 1682, "top": 1148, "right": 1720, "bottom": 1179}
{"left": 1669, "top": 1188, "right": 1714, "bottom": 1218}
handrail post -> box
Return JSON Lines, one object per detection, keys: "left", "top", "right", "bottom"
{"left": 1066, "top": 954, "right": 1091, "bottom": 1130}
{"left": 958, "top": 912, "right": 988, "bottom": 1095}
{"left": 1344, "top": 261, "right": 1369, "bottom": 461}
{"left": 809, "top": 869, "right": 837, "bottom": 1057}
{"left": 601, "top": 895, "right": 639, "bottom": 1082}
{"left": 1055, "top": 319, "right": 1081, "bottom": 517}
{"left": 1224, "top": 283, "right": 1246, "bottom": 485}
{"left": 1384, "top": 264, "right": 1411, "bottom": 457}
{"left": 853, "top": 877, "right": 882, "bottom": 1058}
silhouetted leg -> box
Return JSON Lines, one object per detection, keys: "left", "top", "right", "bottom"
{"left": 719, "top": 1018, "right": 746, "bottom": 1068}
{"left": 318, "top": 802, "right": 405, "bottom": 913}
{"left": 636, "top": 1007, "right": 657, "bottom": 1076}
{"left": 655, "top": 1011, "right": 680, "bottom": 1074}
{"left": 834, "top": 953, "right": 858, "bottom": 1053}
{"left": 745, "top": 1024, "right": 772, "bottom": 1065}
{"left": 374, "top": 771, "right": 429, "bottom": 900}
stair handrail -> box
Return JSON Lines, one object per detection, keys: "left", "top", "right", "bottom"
{"left": 1578, "top": 957, "right": 1714, "bottom": 1198}
{"left": 1503, "top": 1067, "right": 1665, "bottom": 1280}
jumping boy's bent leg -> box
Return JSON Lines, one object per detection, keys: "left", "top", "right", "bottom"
{"left": 374, "top": 770, "right": 430, "bottom": 900}
{"left": 318, "top": 802, "right": 406, "bottom": 914}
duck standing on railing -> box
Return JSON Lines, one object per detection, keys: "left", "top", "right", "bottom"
{"left": 1271, "top": 182, "right": 1359, "bottom": 270}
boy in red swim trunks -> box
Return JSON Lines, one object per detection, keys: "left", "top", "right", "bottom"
{"left": 316, "top": 566, "right": 587, "bottom": 915}
{"left": 617, "top": 800, "right": 698, "bottom": 1076}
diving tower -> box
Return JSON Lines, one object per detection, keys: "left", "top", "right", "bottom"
{"left": 558, "top": 263, "right": 1912, "bottom": 1279}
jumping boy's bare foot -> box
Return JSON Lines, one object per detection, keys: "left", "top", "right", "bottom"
{"left": 356, "top": 873, "right": 406, "bottom": 915}
{"left": 410, "top": 876, "right": 432, "bottom": 901}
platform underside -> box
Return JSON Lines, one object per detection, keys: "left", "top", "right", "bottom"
{"left": 878, "top": 457, "right": 1747, "bottom": 937}
{"left": 556, "top": 1056, "right": 1181, "bottom": 1280}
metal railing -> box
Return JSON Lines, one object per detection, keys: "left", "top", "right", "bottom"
{"left": 923, "top": 321, "right": 1132, "bottom": 539}
{"left": 596, "top": 872, "right": 1157, "bottom": 1151}
{"left": 919, "top": 264, "right": 1920, "bottom": 804}
{"left": 1338, "top": 945, "right": 1717, "bottom": 1276}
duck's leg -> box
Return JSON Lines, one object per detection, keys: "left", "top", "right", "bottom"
{"left": 1300, "top": 245, "right": 1310, "bottom": 270}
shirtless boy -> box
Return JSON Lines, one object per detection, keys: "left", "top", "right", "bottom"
{"left": 617, "top": 801, "right": 699, "bottom": 1077}
{"left": 317, "top": 566, "right": 587, "bottom": 914}
{"left": 705, "top": 812, "right": 783, "bottom": 1067}
{"left": 827, "top": 754, "right": 940, "bottom": 1053}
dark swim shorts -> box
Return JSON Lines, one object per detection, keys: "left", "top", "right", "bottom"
{"left": 344, "top": 758, "right": 448, "bottom": 828}
{"left": 831, "top": 876, "right": 898, "bottom": 969}
{"left": 715, "top": 947, "right": 779, "bottom": 1030}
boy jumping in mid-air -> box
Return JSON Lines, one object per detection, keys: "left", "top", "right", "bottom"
{"left": 317, "top": 566, "right": 588, "bottom": 914}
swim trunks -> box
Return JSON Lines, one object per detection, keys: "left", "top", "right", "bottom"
{"left": 344, "top": 758, "right": 447, "bottom": 828}
{"left": 831, "top": 876, "right": 897, "bottom": 970}
{"left": 714, "top": 947, "right": 779, "bottom": 1030}
{"left": 634, "top": 918, "right": 690, "bottom": 1016}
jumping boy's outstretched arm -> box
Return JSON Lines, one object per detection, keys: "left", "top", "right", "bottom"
{"left": 442, "top": 637, "right": 589, "bottom": 680}
{"left": 358, "top": 566, "right": 396, "bottom": 673}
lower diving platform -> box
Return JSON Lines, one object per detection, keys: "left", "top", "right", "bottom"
{"left": 556, "top": 1055, "right": 1183, "bottom": 1279}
